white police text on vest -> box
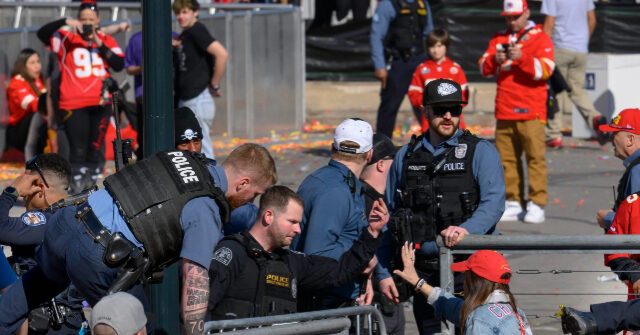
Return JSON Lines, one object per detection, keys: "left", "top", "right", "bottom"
{"left": 167, "top": 151, "right": 200, "bottom": 183}
{"left": 443, "top": 162, "right": 464, "bottom": 172}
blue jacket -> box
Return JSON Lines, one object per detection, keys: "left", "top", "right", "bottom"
{"left": 377, "top": 130, "right": 505, "bottom": 280}
{"left": 428, "top": 287, "right": 533, "bottom": 335}
{"left": 291, "top": 159, "right": 369, "bottom": 299}
{"left": 605, "top": 148, "right": 640, "bottom": 229}
{"left": 370, "top": 0, "right": 434, "bottom": 70}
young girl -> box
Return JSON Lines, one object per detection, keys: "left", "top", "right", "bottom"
{"left": 6, "top": 49, "right": 47, "bottom": 161}
{"left": 395, "top": 244, "right": 533, "bottom": 334}
{"left": 408, "top": 28, "right": 469, "bottom": 132}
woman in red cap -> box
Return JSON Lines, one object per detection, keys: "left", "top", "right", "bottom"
{"left": 394, "top": 243, "right": 532, "bottom": 334}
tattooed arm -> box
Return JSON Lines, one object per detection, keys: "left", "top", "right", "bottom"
{"left": 182, "top": 259, "right": 209, "bottom": 335}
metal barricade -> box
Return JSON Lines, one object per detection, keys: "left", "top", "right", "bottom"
{"left": 435, "top": 234, "right": 640, "bottom": 335}
{"left": 204, "top": 305, "right": 388, "bottom": 335}
{"left": 0, "top": 6, "right": 305, "bottom": 140}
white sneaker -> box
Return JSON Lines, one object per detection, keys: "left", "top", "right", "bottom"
{"left": 523, "top": 201, "right": 545, "bottom": 224}
{"left": 500, "top": 201, "right": 523, "bottom": 222}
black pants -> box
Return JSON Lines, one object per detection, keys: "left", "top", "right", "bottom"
{"left": 592, "top": 299, "right": 640, "bottom": 334}
{"left": 375, "top": 54, "right": 426, "bottom": 139}
{"left": 6, "top": 113, "right": 34, "bottom": 153}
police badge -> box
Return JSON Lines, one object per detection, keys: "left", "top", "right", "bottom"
{"left": 455, "top": 144, "right": 467, "bottom": 159}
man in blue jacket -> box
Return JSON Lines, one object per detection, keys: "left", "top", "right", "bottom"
{"left": 370, "top": 0, "right": 433, "bottom": 138}
{"left": 380, "top": 79, "right": 505, "bottom": 334}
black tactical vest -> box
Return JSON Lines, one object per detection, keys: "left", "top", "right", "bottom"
{"left": 397, "top": 131, "right": 480, "bottom": 245}
{"left": 384, "top": 0, "right": 427, "bottom": 56}
{"left": 103, "top": 150, "right": 230, "bottom": 270}
{"left": 210, "top": 232, "right": 298, "bottom": 319}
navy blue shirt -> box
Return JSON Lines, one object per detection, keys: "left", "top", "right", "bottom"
{"left": 605, "top": 148, "right": 640, "bottom": 229}
{"left": 225, "top": 203, "right": 259, "bottom": 235}
{"left": 0, "top": 191, "right": 50, "bottom": 247}
{"left": 378, "top": 129, "right": 506, "bottom": 279}
{"left": 88, "top": 165, "right": 228, "bottom": 270}
{"left": 370, "top": 0, "right": 434, "bottom": 70}
{"left": 291, "top": 160, "right": 369, "bottom": 299}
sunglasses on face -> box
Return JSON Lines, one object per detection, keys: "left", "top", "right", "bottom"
{"left": 432, "top": 105, "right": 463, "bottom": 117}
{"left": 26, "top": 156, "right": 50, "bottom": 189}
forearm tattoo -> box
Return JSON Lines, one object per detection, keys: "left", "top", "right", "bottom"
{"left": 183, "top": 262, "right": 210, "bottom": 335}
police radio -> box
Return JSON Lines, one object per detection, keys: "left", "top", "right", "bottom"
{"left": 103, "top": 78, "right": 133, "bottom": 171}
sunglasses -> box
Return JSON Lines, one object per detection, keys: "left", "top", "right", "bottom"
{"left": 26, "top": 156, "right": 50, "bottom": 189}
{"left": 432, "top": 105, "right": 463, "bottom": 117}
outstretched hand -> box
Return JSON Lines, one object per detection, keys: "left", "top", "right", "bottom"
{"left": 392, "top": 242, "right": 419, "bottom": 286}
{"left": 367, "top": 198, "right": 389, "bottom": 238}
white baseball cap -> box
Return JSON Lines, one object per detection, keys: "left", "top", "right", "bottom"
{"left": 501, "top": 0, "right": 528, "bottom": 16}
{"left": 333, "top": 118, "right": 373, "bottom": 154}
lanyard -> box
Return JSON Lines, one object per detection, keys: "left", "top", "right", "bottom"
{"left": 515, "top": 312, "right": 526, "bottom": 335}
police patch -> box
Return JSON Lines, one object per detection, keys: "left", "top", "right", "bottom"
{"left": 408, "top": 165, "right": 427, "bottom": 171}
{"left": 22, "top": 211, "right": 46, "bottom": 226}
{"left": 455, "top": 144, "right": 467, "bottom": 159}
{"left": 213, "top": 247, "right": 233, "bottom": 266}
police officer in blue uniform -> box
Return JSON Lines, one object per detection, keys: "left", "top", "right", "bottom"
{"left": 370, "top": 0, "right": 433, "bottom": 138}
{"left": 0, "top": 143, "right": 277, "bottom": 335}
{"left": 291, "top": 118, "right": 390, "bottom": 309}
{"left": 175, "top": 106, "right": 259, "bottom": 235}
{"left": 380, "top": 79, "right": 505, "bottom": 334}
{"left": 0, "top": 154, "right": 71, "bottom": 274}
{"left": 207, "top": 185, "right": 386, "bottom": 319}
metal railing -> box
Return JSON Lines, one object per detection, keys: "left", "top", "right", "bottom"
{"left": 0, "top": 7, "right": 305, "bottom": 139}
{"left": 204, "top": 305, "right": 387, "bottom": 335}
{"left": 0, "top": 2, "right": 298, "bottom": 29}
{"left": 435, "top": 234, "right": 640, "bottom": 335}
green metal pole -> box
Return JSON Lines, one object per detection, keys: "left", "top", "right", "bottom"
{"left": 142, "top": 0, "right": 178, "bottom": 334}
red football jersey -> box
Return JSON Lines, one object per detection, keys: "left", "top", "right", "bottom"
{"left": 50, "top": 29, "right": 123, "bottom": 110}
{"left": 605, "top": 193, "right": 640, "bottom": 301}
{"left": 7, "top": 74, "right": 46, "bottom": 126}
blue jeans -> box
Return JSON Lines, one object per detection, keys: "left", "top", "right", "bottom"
{"left": 0, "top": 206, "right": 149, "bottom": 333}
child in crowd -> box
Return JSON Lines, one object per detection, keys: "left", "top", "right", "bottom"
{"left": 408, "top": 28, "right": 469, "bottom": 132}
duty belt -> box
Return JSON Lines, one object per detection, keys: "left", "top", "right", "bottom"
{"left": 76, "top": 202, "right": 113, "bottom": 249}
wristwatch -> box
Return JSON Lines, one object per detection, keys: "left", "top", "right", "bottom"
{"left": 212, "top": 85, "right": 220, "bottom": 91}
{"left": 3, "top": 186, "right": 18, "bottom": 198}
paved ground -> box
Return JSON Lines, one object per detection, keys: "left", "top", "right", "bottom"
{"left": 0, "top": 82, "right": 627, "bottom": 334}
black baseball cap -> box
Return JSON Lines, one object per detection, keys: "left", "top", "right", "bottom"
{"left": 423, "top": 78, "right": 467, "bottom": 106}
{"left": 175, "top": 107, "right": 203, "bottom": 145}
{"left": 367, "top": 133, "right": 397, "bottom": 165}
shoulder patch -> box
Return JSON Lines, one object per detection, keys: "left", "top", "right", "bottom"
{"left": 21, "top": 211, "right": 47, "bottom": 226}
{"left": 627, "top": 194, "right": 639, "bottom": 204}
{"left": 421, "top": 67, "right": 430, "bottom": 74}
{"left": 449, "top": 67, "right": 459, "bottom": 75}
{"left": 213, "top": 246, "right": 233, "bottom": 266}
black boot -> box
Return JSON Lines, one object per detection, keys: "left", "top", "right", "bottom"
{"left": 562, "top": 306, "right": 598, "bottom": 335}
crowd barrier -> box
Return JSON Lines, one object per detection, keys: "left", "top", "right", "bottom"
{"left": 204, "top": 305, "right": 387, "bottom": 335}
{"left": 436, "top": 234, "right": 640, "bottom": 335}
{"left": 0, "top": 3, "right": 305, "bottom": 143}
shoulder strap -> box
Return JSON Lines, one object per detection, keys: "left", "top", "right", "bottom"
{"left": 515, "top": 27, "right": 535, "bottom": 44}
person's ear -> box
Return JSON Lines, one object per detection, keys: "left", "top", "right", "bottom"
{"left": 235, "top": 177, "right": 250, "bottom": 192}
{"left": 263, "top": 209, "right": 274, "bottom": 226}
{"left": 376, "top": 159, "right": 385, "bottom": 173}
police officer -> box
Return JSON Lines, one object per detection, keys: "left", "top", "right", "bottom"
{"left": 370, "top": 0, "right": 433, "bottom": 138}
{"left": 206, "top": 185, "right": 386, "bottom": 319}
{"left": 175, "top": 106, "right": 258, "bottom": 234}
{"left": 291, "top": 118, "right": 390, "bottom": 309}
{"left": 0, "top": 153, "right": 71, "bottom": 273}
{"left": 0, "top": 143, "right": 277, "bottom": 335}
{"left": 382, "top": 79, "right": 505, "bottom": 334}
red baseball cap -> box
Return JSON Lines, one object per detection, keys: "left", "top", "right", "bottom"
{"left": 500, "top": 0, "right": 528, "bottom": 16}
{"left": 599, "top": 108, "right": 640, "bottom": 135}
{"left": 450, "top": 250, "right": 512, "bottom": 284}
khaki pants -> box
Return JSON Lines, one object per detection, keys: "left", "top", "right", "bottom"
{"left": 546, "top": 47, "right": 601, "bottom": 140}
{"left": 496, "top": 119, "right": 548, "bottom": 207}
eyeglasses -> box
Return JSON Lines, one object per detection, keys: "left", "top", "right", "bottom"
{"left": 26, "top": 156, "right": 50, "bottom": 188}
{"left": 432, "top": 105, "right": 463, "bottom": 117}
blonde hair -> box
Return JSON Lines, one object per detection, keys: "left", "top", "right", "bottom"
{"left": 222, "top": 143, "right": 277, "bottom": 185}
{"left": 331, "top": 140, "right": 368, "bottom": 164}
